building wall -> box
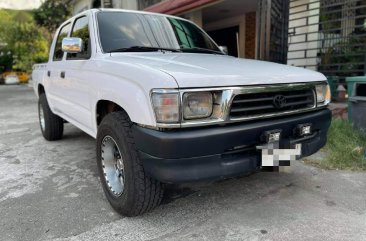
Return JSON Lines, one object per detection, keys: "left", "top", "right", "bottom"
{"left": 138, "top": 0, "right": 162, "bottom": 10}
{"left": 287, "top": 0, "right": 320, "bottom": 71}
{"left": 74, "top": 0, "right": 92, "bottom": 14}
{"left": 118, "top": 0, "right": 138, "bottom": 10}
{"left": 72, "top": 0, "right": 138, "bottom": 15}
{"left": 183, "top": 10, "right": 203, "bottom": 27}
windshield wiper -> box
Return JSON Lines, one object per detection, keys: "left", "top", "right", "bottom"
{"left": 109, "top": 46, "right": 181, "bottom": 53}
{"left": 180, "top": 47, "right": 225, "bottom": 55}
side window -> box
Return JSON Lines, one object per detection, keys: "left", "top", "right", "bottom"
{"left": 53, "top": 23, "right": 71, "bottom": 61}
{"left": 67, "top": 16, "right": 91, "bottom": 60}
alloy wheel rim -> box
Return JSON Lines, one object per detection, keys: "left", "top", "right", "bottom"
{"left": 39, "top": 102, "right": 45, "bottom": 132}
{"left": 101, "top": 136, "right": 125, "bottom": 196}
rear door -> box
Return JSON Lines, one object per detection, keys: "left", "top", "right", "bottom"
{"left": 46, "top": 22, "right": 71, "bottom": 115}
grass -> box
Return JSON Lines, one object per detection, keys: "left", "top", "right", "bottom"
{"left": 305, "top": 119, "right": 366, "bottom": 171}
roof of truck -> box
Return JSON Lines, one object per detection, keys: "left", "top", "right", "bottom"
{"left": 56, "top": 8, "right": 191, "bottom": 35}
{"left": 77, "top": 8, "right": 187, "bottom": 21}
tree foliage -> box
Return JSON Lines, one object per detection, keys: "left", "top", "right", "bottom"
{"left": 0, "top": 10, "right": 13, "bottom": 71}
{"left": 0, "top": 1, "right": 73, "bottom": 72}
{"left": 34, "top": 0, "right": 73, "bottom": 36}
{"left": 0, "top": 10, "right": 49, "bottom": 71}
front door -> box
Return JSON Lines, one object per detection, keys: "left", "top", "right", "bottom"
{"left": 62, "top": 15, "right": 94, "bottom": 131}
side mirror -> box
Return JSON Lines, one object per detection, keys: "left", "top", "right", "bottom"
{"left": 219, "top": 46, "right": 228, "bottom": 55}
{"left": 62, "top": 37, "right": 83, "bottom": 53}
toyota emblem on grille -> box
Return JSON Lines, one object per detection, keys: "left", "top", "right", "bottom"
{"left": 273, "top": 95, "right": 287, "bottom": 109}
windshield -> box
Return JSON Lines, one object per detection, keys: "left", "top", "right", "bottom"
{"left": 97, "top": 12, "right": 221, "bottom": 53}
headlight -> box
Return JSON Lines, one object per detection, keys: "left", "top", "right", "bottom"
{"left": 183, "top": 92, "right": 213, "bottom": 120}
{"left": 151, "top": 91, "right": 180, "bottom": 123}
{"left": 315, "top": 83, "right": 331, "bottom": 106}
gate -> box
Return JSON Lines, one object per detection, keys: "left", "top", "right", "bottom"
{"left": 318, "top": 0, "right": 366, "bottom": 78}
{"left": 287, "top": 0, "right": 366, "bottom": 79}
{"left": 257, "top": 0, "right": 290, "bottom": 64}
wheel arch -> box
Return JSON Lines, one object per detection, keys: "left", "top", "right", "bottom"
{"left": 93, "top": 91, "right": 157, "bottom": 133}
{"left": 38, "top": 84, "right": 45, "bottom": 96}
{"left": 96, "top": 100, "right": 128, "bottom": 126}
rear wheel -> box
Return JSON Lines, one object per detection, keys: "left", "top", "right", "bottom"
{"left": 96, "top": 111, "right": 164, "bottom": 216}
{"left": 38, "top": 93, "right": 64, "bottom": 141}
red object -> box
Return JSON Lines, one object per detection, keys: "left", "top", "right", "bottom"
{"left": 145, "top": 0, "right": 219, "bottom": 15}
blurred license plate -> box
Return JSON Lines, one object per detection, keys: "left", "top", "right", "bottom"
{"left": 258, "top": 143, "right": 302, "bottom": 167}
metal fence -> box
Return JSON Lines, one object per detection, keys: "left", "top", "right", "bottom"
{"left": 288, "top": 0, "right": 366, "bottom": 79}
{"left": 257, "top": 0, "right": 290, "bottom": 64}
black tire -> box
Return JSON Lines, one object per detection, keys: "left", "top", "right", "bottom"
{"left": 96, "top": 111, "right": 164, "bottom": 216}
{"left": 38, "top": 93, "right": 64, "bottom": 141}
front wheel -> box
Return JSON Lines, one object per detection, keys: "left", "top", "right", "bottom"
{"left": 96, "top": 111, "right": 164, "bottom": 216}
{"left": 38, "top": 93, "right": 64, "bottom": 141}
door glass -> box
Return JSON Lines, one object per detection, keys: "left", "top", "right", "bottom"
{"left": 53, "top": 23, "right": 71, "bottom": 61}
{"left": 67, "top": 16, "right": 91, "bottom": 60}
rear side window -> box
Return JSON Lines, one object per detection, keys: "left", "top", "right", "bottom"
{"left": 67, "top": 16, "right": 91, "bottom": 60}
{"left": 53, "top": 23, "right": 71, "bottom": 61}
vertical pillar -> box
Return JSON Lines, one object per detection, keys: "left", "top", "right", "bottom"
{"left": 245, "top": 12, "right": 257, "bottom": 59}
{"left": 101, "top": 0, "right": 113, "bottom": 8}
{"left": 120, "top": 0, "right": 138, "bottom": 10}
{"left": 239, "top": 15, "right": 246, "bottom": 58}
{"left": 256, "top": 0, "right": 269, "bottom": 61}
{"left": 185, "top": 10, "right": 203, "bottom": 27}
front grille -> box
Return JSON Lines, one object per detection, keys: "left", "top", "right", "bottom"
{"left": 230, "top": 89, "right": 315, "bottom": 118}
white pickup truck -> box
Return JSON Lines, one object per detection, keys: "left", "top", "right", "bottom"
{"left": 32, "top": 9, "right": 331, "bottom": 216}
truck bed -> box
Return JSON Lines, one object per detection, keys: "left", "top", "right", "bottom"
{"left": 32, "top": 63, "right": 47, "bottom": 96}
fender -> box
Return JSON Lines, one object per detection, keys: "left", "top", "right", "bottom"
{"left": 88, "top": 58, "right": 178, "bottom": 136}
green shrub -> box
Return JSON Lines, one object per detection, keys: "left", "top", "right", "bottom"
{"left": 306, "top": 119, "right": 366, "bottom": 171}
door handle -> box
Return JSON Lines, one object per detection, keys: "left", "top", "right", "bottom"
{"left": 47, "top": 70, "right": 51, "bottom": 77}
{"left": 60, "top": 71, "right": 65, "bottom": 79}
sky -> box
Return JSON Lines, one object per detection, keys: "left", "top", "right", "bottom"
{"left": 0, "top": 0, "right": 42, "bottom": 10}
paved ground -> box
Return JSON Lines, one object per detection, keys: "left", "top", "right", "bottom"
{"left": 0, "top": 85, "right": 366, "bottom": 241}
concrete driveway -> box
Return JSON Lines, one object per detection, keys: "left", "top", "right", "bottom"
{"left": 0, "top": 85, "right": 365, "bottom": 241}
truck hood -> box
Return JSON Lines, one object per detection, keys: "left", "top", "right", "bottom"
{"left": 110, "top": 53, "right": 326, "bottom": 88}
